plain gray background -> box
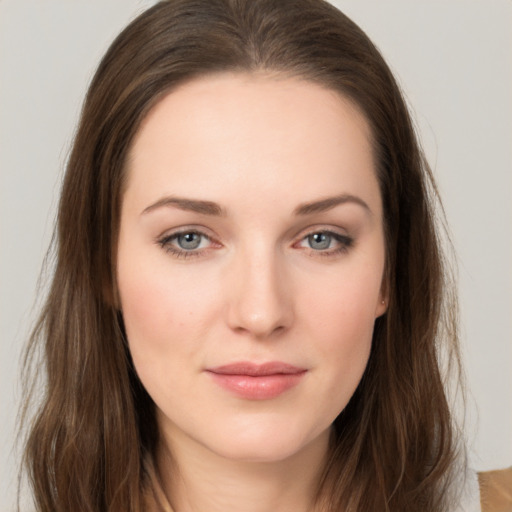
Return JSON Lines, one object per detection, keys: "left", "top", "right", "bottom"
{"left": 1, "top": 1, "right": 510, "bottom": 509}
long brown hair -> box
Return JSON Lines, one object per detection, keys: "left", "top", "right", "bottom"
{"left": 20, "top": 1, "right": 463, "bottom": 510}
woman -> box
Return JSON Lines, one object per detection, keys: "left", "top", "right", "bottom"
{"left": 18, "top": 0, "right": 511, "bottom": 511}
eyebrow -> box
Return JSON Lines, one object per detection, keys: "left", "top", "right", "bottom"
{"left": 142, "top": 193, "right": 371, "bottom": 217}
{"left": 142, "top": 196, "right": 225, "bottom": 216}
{"left": 294, "top": 194, "right": 372, "bottom": 216}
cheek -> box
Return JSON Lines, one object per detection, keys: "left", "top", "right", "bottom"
{"left": 119, "top": 268, "right": 182, "bottom": 351}
{"left": 302, "top": 263, "right": 382, "bottom": 341}
{"left": 298, "top": 264, "right": 382, "bottom": 403}
{"left": 118, "top": 270, "right": 178, "bottom": 397}
{"left": 117, "top": 267, "right": 216, "bottom": 418}
{"left": 118, "top": 238, "right": 215, "bottom": 333}
{"left": 116, "top": 243, "right": 217, "bottom": 380}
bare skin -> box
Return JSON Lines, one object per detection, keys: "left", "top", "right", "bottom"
{"left": 118, "top": 72, "right": 387, "bottom": 512}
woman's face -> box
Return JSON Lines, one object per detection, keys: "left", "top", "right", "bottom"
{"left": 117, "top": 73, "right": 387, "bottom": 463}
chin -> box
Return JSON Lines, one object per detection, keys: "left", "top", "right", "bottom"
{"left": 200, "top": 420, "right": 331, "bottom": 464}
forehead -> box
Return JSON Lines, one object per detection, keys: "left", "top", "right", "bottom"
{"left": 125, "top": 72, "right": 380, "bottom": 215}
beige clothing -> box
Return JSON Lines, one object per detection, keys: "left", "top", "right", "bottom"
{"left": 479, "top": 467, "right": 512, "bottom": 512}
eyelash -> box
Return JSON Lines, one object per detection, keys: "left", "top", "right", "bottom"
{"left": 296, "top": 231, "right": 354, "bottom": 258}
{"left": 157, "top": 229, "right": 214, "bottom": 260}
{"left": 156, "top": 228, "right": 354, "bottom": 260}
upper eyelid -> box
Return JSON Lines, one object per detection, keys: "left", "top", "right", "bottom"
{"left": 159, "top": 232, "right": 216, "bottom": 251}
{"left": 292, "top": 226, "right": 354, "bottom": 250}
{"left": 155, "top": 224, "right": 351, "bottom": 245}
{"left": 156, "top": 225, "right": 216, "bottom": 241}
{"left": 157, "top": 230, "right": 216, "bottom": 258}
{"left": 295, "top": 230, "right": 352, "bottom": 247}
{"left": 162, "top": 230, "right": 210, "bottom": 242}
{"left": 293, "top": 224, "right": 350, "bottom": 240}
{"left": 156, "top": 230, "right": 216, "bottom": 256}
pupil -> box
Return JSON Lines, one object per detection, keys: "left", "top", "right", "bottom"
{"left": 309, "top": 233, "right": 330, "bottom": 250}
{"left": 178, "top": 232, "right": 201, "bottom": 250}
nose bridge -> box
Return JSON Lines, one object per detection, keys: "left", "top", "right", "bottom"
{"left": 226, "top": 240, "right": 293, "bottom": 338}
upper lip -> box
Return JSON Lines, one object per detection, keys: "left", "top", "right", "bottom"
{"left": 207, "top": 362, "right": 306, "bottom": 376}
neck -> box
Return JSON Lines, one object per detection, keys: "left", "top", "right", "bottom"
{"left": 156, "top": 428, "right": 331, "bottom": 512}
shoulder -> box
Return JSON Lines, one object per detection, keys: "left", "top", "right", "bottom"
{"left": 478, "top": 467, "right": 512, "bottom": 512}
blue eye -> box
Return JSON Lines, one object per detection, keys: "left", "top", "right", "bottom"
{"left": 307, "top": 232, "right": 332, "bottom": 250}
{"left": 297, "top": 230, "right": 353, "bottom": 255}
{"left": 175, "top": 232, "right": 203, "bottom": 250}
{"left": 158, "top": 230, "right": 213, "bottom": 258}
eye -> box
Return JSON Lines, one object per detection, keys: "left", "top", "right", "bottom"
{"left": 175, "top": 232, "right": 205, "bottom": 250}
{"left": 157, "top": 229, "right": 215, "bottom": 258}
{"left": 296, "top": 230, "right": 353, "bottom": 255}
{"left": 306, "top": 232, "right": 333, "bottom": 250}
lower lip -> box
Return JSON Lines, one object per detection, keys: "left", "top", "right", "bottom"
{"left": 207, "top": 371, "right": 306, "bottom": 400}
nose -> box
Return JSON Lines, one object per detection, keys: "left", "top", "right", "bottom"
{"left": 225, "top": 246, "right": 294, "bottom": 339}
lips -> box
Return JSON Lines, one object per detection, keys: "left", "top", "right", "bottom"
{"left": 205, "top": 362, "right": 307, "bottom": 400}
